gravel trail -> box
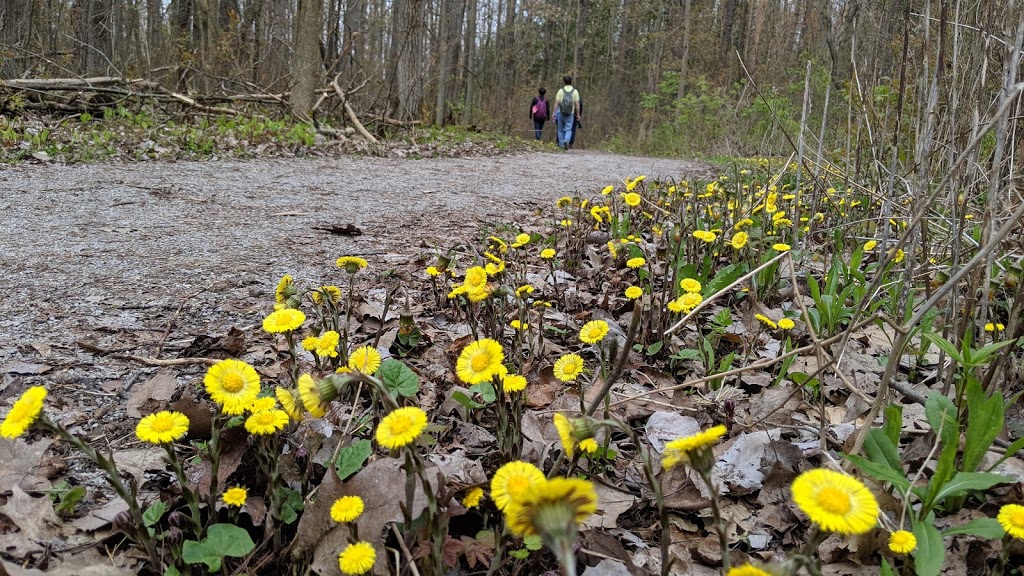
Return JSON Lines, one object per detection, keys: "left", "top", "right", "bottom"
{"left": 0, "top": 151, "right": 706, "bottom": 411}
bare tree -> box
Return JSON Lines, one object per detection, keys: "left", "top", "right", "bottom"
{"left": 291, "top": 0, "right": 323, "bottom": 116}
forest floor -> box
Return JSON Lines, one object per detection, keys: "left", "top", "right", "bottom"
{"left": 0, "top": 150, "right": 724, "bottom": 575}
{"left": 1, "top": 145, "right": 1022, "bottom": 576}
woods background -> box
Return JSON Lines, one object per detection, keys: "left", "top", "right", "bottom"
{"left": 1, "top": 1, "right": 1022, "bottom": 160}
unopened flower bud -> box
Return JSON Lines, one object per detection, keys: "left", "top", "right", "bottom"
{"left": 167, "top": 510, "right": 188, "bottom": 528}
{"left": 113, "top": 510, "right": 135, "bottom": 534}
{"left": 317, "top": 373, "right": 350, "bottom": 404}
{"left": 165, "top": 526, "right": 184, "bottom": 546}
{"left": 723, "top": 399, "right": 735, "bottom": 420}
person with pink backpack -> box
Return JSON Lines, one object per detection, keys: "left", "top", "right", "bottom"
{"left": 529, "top": 87, "right": 550, "bottom": 140}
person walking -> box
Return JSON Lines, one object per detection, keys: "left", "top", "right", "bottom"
{"left": 569, "top": 97, "right": 583, "bottom": 149}
{"left": 554, "top": 75, "right": 580, "bottom": 150}
{"left": 529, "top": 87, "right": 549, "bottom": 140}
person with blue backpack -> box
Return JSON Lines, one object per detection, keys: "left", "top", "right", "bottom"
{"left": 554, "top": 75, "right": 580, "bottom": 150}
{"left": 529, "top": 87, "right": 549, "bottom": 140}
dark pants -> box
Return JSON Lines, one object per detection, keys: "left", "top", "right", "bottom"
{"left": 533, "top": 119, "right": 545, "bottom": 140}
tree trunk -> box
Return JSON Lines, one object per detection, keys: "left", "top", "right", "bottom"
{"left": 291, "top": 0, "right": 322, "bottom": 117}
{"left": 387, "top": 0, "right": 426, "bottom": 120}
{"left": 461, "top": 0, "right": 478, "bottom": 124}
{"left": 572, "top": 0, "right": 588, "bottom": 78}
{"left": 677, "top": 0, "right": 692, "bottom": 100}
{"left": 497, "top": 0, "right": 516, "bottom": 101}
{"left": 146, "top": 0, "right": 164, "bottom": 70}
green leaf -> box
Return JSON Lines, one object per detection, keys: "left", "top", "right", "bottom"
{"left": 471, "top": 381, "right": 496, "bottom": 403}
{"left": 806, "top": 274, "right": 821, "bottom": 302}
{"left": 864, "top": 428, "right": 903, "bottom": 473}
{"left": 922, "top": 332, "right": 963, "bottom": 365}
{"left": 704, "top": 263, "right": 744, "bottom": 296}
{"left": 509, "top": 549, "right": 529, "bottom": 559}
{"left": 452, "top": 391, "right": 485, "bottom": 409}
{"left": 670, "top": 348, "right": 702, "bottom": 361}
{"left": 788, "top": 371, "right": 820, "bottom": 392}
{"left": 912, "top": 522, "right": 944, "bottom": 576}
{"left": 925, "top": 392, "right": 959, "bottom": 493}
{"left": 962, "top": 377, "right": 1004, "bottom": 473}
{"left": 712, "top": 308, "right": 732, "bottom": 327}
{"left": 378, "top": 359, "right": 419, "bottom": 398}
{"left": 206, "top": 523, "right": 255, "bottom": 557}
{"left": 142, "top": 500, "right": 167, "bottom": 527}
{"left": 646, "top": 341, "right": 663, "bottom": 356}
{"left": 941, "top": 517, "right": 1005, "bottom": 539}
{"left": 182, "top": 524, "right": 256, "bottom": 571}
{"left": 932, "top": 471, "right": 1011, "bottom": 504}
{"left": 988, "top": 436, "right": 1024, "bottom": 471}
{"left": 971, "top": 339, "right": 1016, "bottom": 365}
{"left": 523, "top": 535, "right": 543, "bottom": 551}
{"left": 880, "top": 558, "right": 896, "bottom": 576}
{"left": 841, "top": 453, "right": 910, "bottom": 493}
{"left": 182, "top": 540, "right": 222, "bottom": 572}
{"left": 164, "top": 566, "right": 181, "bottom": 576}
{"left": 883, "top": 403, "right": 903, "bottom": 447}
{"left": 276, "top": 487, "right": 304, "bottom": 524}
{"left": 335, "top": 439, "right": 372, "bottom": 481}
{"left": 55, "top": 486, "right": 86, "bottom": 517}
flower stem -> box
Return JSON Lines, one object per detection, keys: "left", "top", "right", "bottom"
{"left": 162, "top": 444, "right": 202, "bottom": 535}
{"left": 41, "top": 417, "right": 161, "bottom": 567}
{"left": 698, "top": 468, "right": 730, "bottom": 573}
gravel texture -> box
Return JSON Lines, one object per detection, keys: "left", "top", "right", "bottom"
{"left": 0, "top": 151, "right": 707, "bottom": 432}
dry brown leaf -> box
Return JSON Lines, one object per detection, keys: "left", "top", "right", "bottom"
{"left": 2, "top": 547, "right": 136, "bottom": 576}
{"left": 0, "top": 438, "right": 54, "bottom": 493}
{"left": 581, "top": 559, "right": 632, "bottom": 576}
{"left": 1, "top": 361, "right": 52, "bottom": 375}
{"left": 584, "top": 483, "right": 636, "bottom": 530}
{"left": 169, "top": 385, "right": 213, "bottom": 439}
{"left": 111, "top": 448, "right": 165, "bottom": 487}
{"left": 125, "top": 371, "right": 178, "bottom": 417}
{"left": 645, "top": 412, "right": 699, "bottom": 453}
{"left": 68, "top": 498, "right": 128, "bottom": 533}
{"left": 526, "top": 366, "right": 563, "bottom": 408}
{"left": 190, "top": 427, "right": 248, "bottom": 494}
{"left": 712, "top": 429, "right": 782, "bottom": 495}
{"left": 293, "top": 457, "right": 440, "bottom": 576}
{"left": 0, "top": 485, "right": 60, "bottom": 556}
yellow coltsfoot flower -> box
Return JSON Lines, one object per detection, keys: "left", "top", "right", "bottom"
{"left": 375, "top": 406, "right": 428, "bottom": 450}
{"left": 662, "top": 424, "right": 726, "bottom": 472}
{"left": 455, "top": 338, "right": 505, "bottom": 385}
{"left": 490, "top": 460, "right": 545, "bottom": 511}
{"left": 1, "top": 386, "right": 47, "bottom": 439}
{"left": 136, "top": 411, "right": 190, "bottom": 444}
{"left": 338, "top": 541, "right": 375, "bottom": 575}
{"left": 888, "top": 529, "right": 917, "bottom": 554}
{"left": 204, "top": 359, "right": 260, "bottom": 415}
{"left": 998, "top": 503, "right": 1024, "bottom": 539}
{"left": 330, "top": 496, "right": 365, "bottom": 523}
{"left": 222, "top": 486, "right": 248, "bottom": 507}
{"left": 791, "top": 468, "right": 879, "bottom": 535}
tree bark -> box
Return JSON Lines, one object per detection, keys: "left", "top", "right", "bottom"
{"left": 572, "top": 0, "right": 588, "bottom": 78}
{"left": 461, "top": 0, "right": 478, "bottom": 124}
{"left": 291, "top": 0, "right": 323, "bottom": 117}
{"left": 677, "top": 0, "right": 692, "bottom": 100}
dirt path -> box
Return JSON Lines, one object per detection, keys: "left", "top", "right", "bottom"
{"left": 0, "top": 151, "right": 707, "bottom": 409}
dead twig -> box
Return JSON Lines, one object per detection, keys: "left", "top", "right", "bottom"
{"left": 77, "top": 341, "right": 218, "bottom": 366}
